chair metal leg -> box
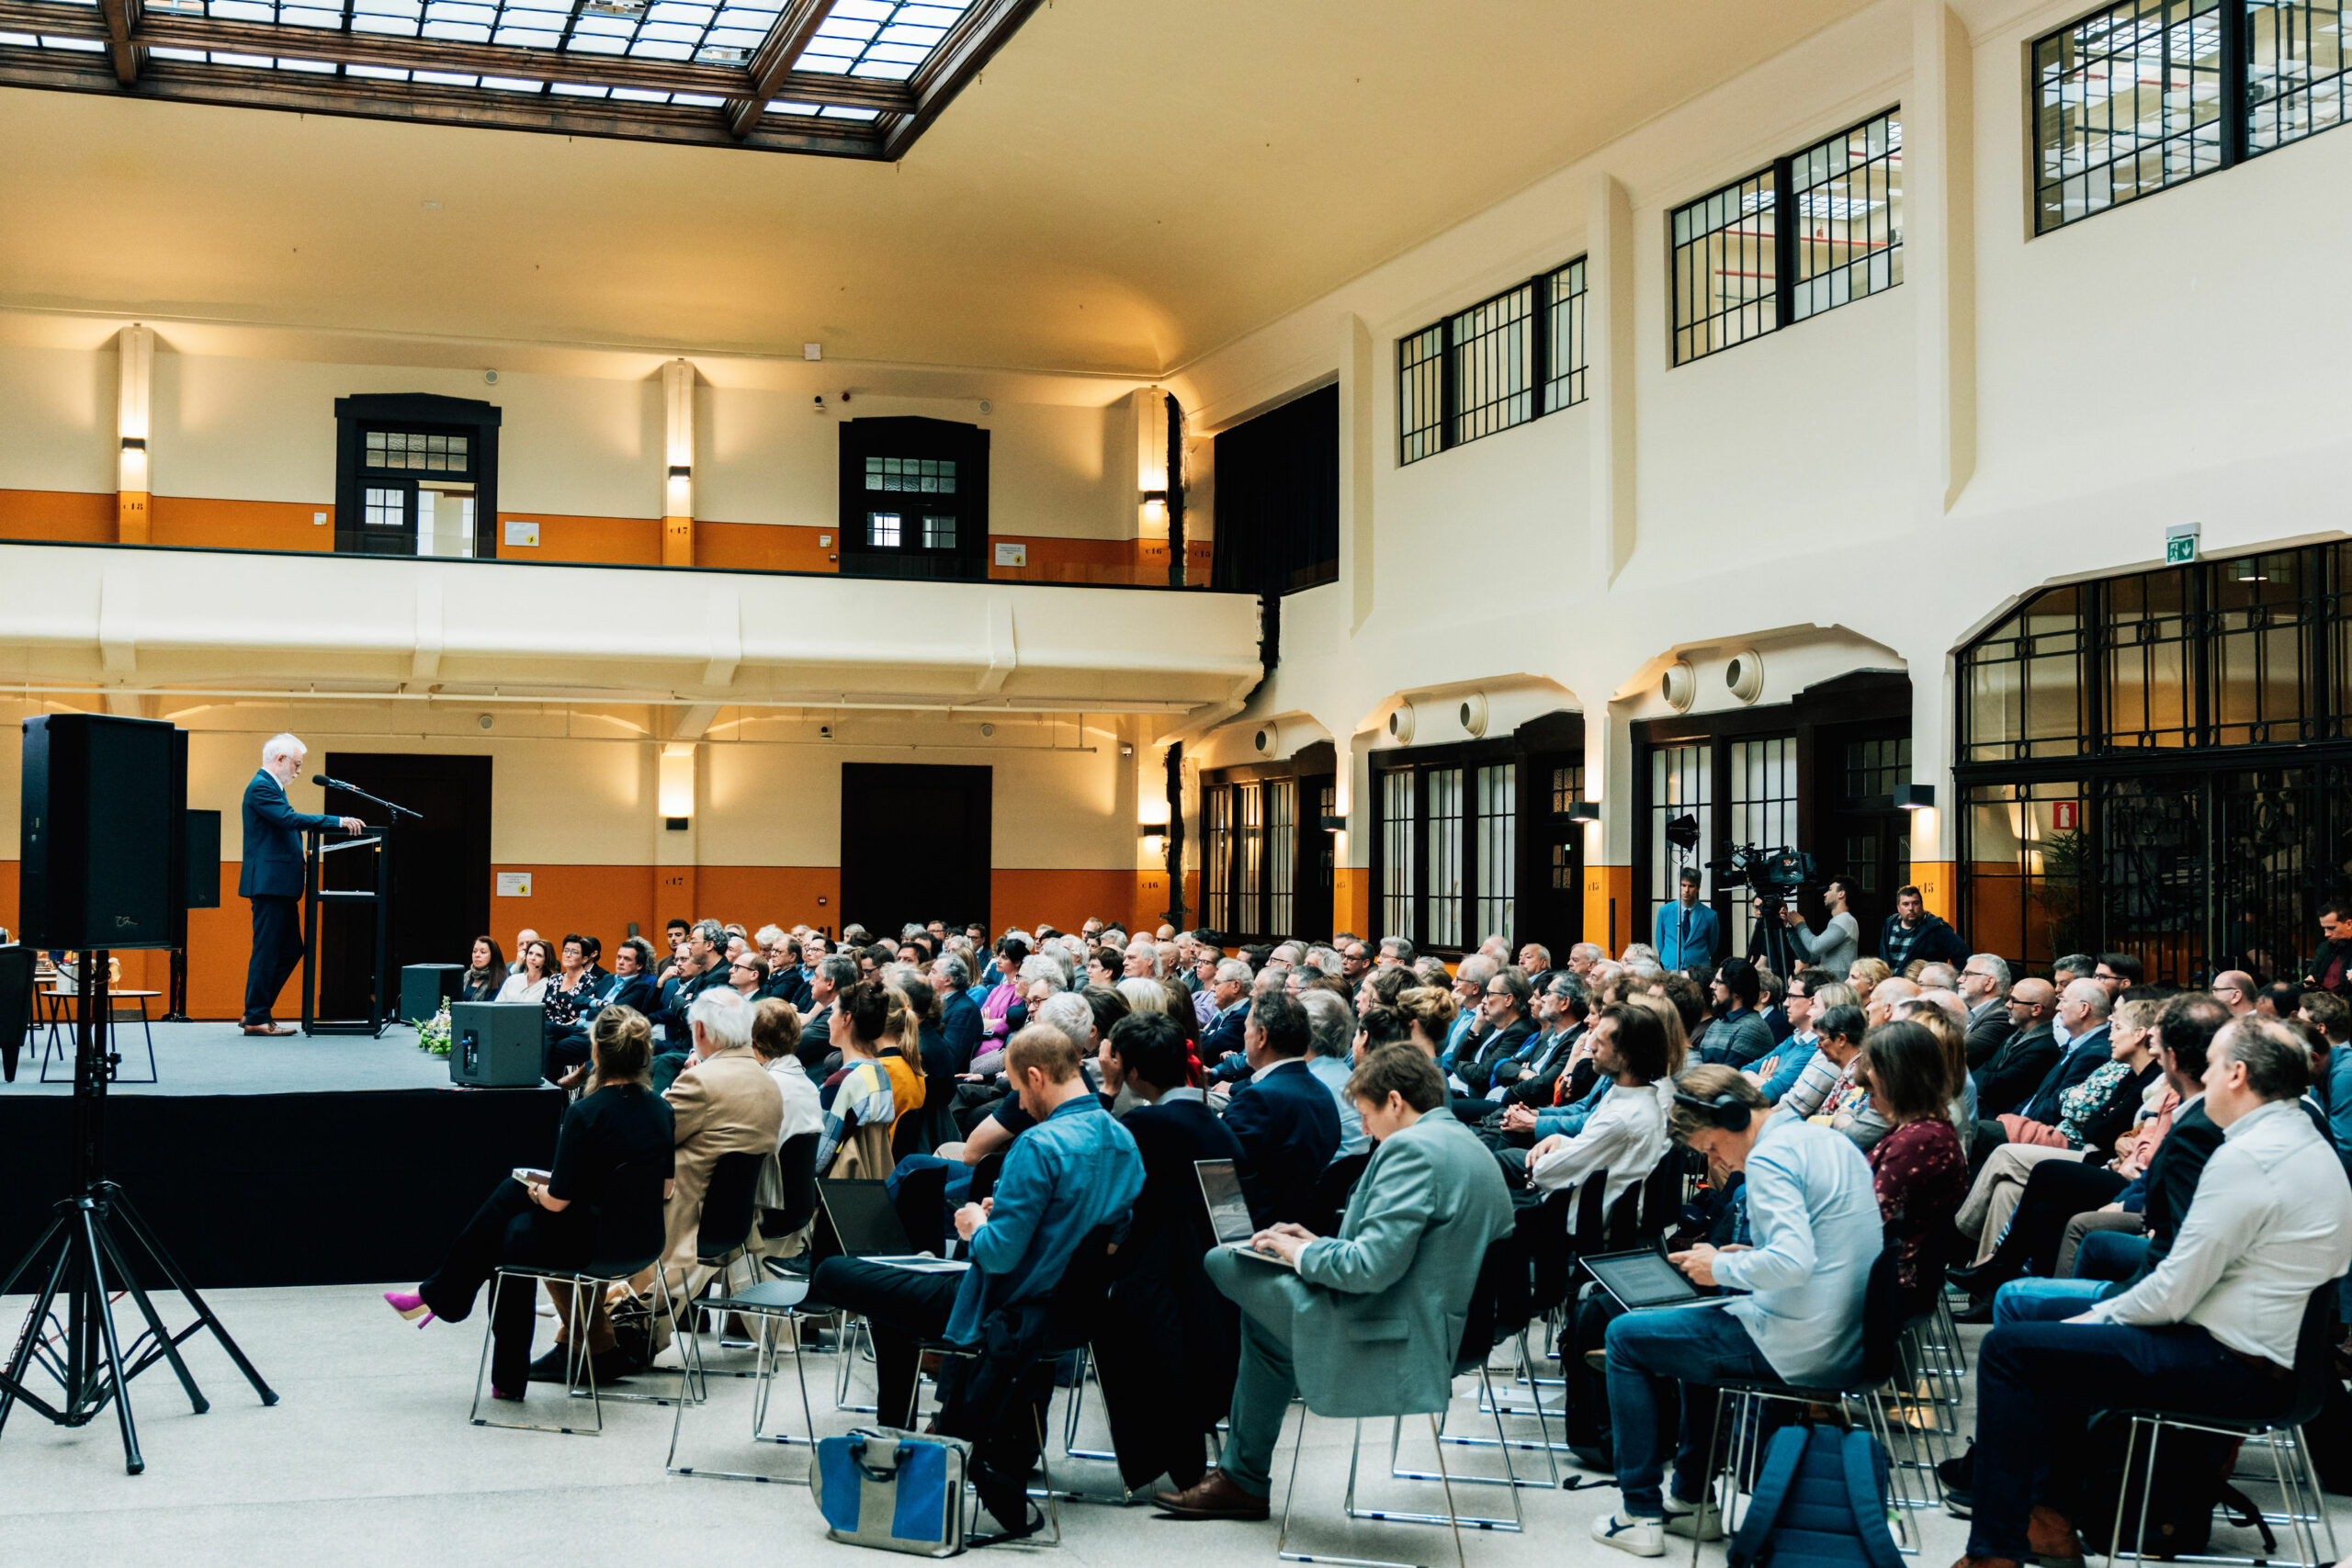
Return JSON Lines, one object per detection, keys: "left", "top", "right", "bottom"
{"left": 667, "top": 1309, "right": 818, "bottom": 1483}
{"left": 1278, "top": 1406, "right": 1467, "bottom": 1568}
{"left": 472, "top": 1270, "right": 606, "bottom": 1437}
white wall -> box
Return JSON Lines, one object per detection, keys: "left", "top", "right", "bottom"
{"left": 1169, "top": 0, "right": 2352, "bottom": 878}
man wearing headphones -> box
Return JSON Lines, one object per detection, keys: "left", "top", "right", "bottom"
{"left": 1589, "top": 1065, "right": 1884, "bottom": 1558}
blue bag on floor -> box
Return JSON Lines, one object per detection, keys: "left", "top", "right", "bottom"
{"left": 812, "top": 1427, "right": 970, "bottom": 1557}
{"left": 1725, "top": 1426, "right": 1902, "bottom": 1568}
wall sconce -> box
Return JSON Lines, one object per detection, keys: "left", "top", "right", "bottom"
{"left": 1566, "top": 801, "right": 1601, "bottom": 823}
{"left": 1319, "top": 813, "right": 1347, "bottom": 832}
{"left": 667, "top": 464, "right": 691, "bottom": 479}
{"left": 1140, "top": 489, "right": 1168, "bottom": 515}
{"left": 659, "top": 746, "right": 695, "bottom": 822}
{"left": 1894, "top": 784, "right": 1936, "bottom": 811}
{"left": 119, "top": 437, "right": 146, "bottom": 452}
{"left": 1138, "top": 820, "right": 1167, "bottom": 854}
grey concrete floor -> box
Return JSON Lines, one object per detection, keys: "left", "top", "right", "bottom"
{"left": 0, "top": 1283, "right": 2342, "bottom": 1568}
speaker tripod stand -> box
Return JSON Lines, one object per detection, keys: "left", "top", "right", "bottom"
{"left": 0, "top": 949, "right": 277, "bottom": 1473}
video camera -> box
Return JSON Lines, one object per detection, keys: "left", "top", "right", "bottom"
{"left": 1705, "top": 842, "right": 1819, "bottom": 897}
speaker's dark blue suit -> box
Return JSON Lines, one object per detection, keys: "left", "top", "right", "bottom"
{"left": 240, "top": 768, "right": 341, "bottom": 1025}
{"left": 1219, "top": 1057, "right": 1340, "bottom": 1231}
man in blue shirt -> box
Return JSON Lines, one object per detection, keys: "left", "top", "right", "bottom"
{"left": 1592, "top": 1066, "right": 1883, "bottom": 1557}
{"left": 812, "top": 1024, "right": 1143, "bottom": 1538}
{"left": 1653, "top": 868, "right": 1721, "bottom": 972}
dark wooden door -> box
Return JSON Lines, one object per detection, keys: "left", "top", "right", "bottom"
{"left": 840, "top": 763, "right": 991, "bottom": 938}
{"left": 320, "top": 752, "right": 492, "bottom": 1019}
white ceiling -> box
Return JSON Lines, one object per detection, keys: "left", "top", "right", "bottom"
{"left": 0, "top": 0, "right": 1881, "bottom": 375}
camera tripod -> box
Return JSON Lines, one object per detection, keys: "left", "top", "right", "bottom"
{"left": 0, "top": 950, "right": 276, "bottom": 1473}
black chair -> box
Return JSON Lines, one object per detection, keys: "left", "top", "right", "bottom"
{"left": 909, "top": 1222, "right": 1125, "bottom": 1544}
{"left": 0, "top": 943, "right": 34, "bottom": 1085}
{"left": 2101, "top": 1286, "right": 2341, "bottom": 1568}
{"left": 968, "top": 1149, "right": 1009, "bottom": 1203}
{"left": 471, "top": 1150, "right": 687, "bottom": 1436}
{"left": 1687, "top": 1246, "right": 1923, "bottom": 1562}
{"left": 1302, "top": 1150, "right": 1372, "bottom": 1236}
{"left": 893, "top": 1162, "right": 951, "bottom": 1259}
{"left": 761, "top": 1130, "right": 822, "bottom": 1267}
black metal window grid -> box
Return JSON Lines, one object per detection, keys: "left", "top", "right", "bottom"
{"left": 1452, "top": 283, "right": 1533, "bottom": 445}
{"left": 1266, "top": 780, "right": 1295, "bottom": 938}
{"left": 1790, "top": 109, "right": 1904, "bottom": 321}
{"left": 2210, "top": 550, "right": 2314, "bottom": 745}
{"left": 2033, "top": 0, "right": 2352, "bottom": 234}
{"left": 1961, "top": 582, "right": 2090, "bottom": 763}
{"left": 1204, "top": 785, "right": 1233, "bottom": 932}
{"left": 1548, "top": 763, "right": 1584, "bottom": 894}
{"left": 1381, "top": 769, "right": 1417, "bottom": 939}
{"left": 1648, "top": 742, "right": 1713, "bottom": 904}
{"left": 2103, "top": 568, "right": 2196, "bottom": 748}
{"left": 1471, "top": 763, "right": 1516, "bottom": 943}
{"left": 1671, "top": 168, "right": 1776, "bottom": 366}
{"left": 1844, "top": 737, "right": 1912, "bottom": 804}
{"left": 1959, "top": 545, "right": 2352, "bottom": 983}
{"left": 1671, "top": 107, "right": 1904, "bottom": 367}
{"left": 1728, "top": 737, "right": 1799, "bottom": 853}
{"left": 1396, "top": 255, "right": 1587, "bottom": 466}
{"left": 1545, "top": 259, "right": 1588, "bottom": 412}
{"left": 2248, "top": 0, "right": 2352, "bottom": 151}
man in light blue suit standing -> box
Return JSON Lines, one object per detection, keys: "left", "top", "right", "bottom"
{"left": 1652, "top": 866, "right": 1721, "bottom": 971}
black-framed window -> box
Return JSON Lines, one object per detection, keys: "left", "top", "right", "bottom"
{"left": 333, "top": 393, "right": 501, "bottom": 558}
{"left": 1396, "top": 255, "right": 1588, "bottom": 467}
{"left": 1957, "top": 545, "right": 2352, "bottom": 984}
{"left": 1201, "top": 747, "right": 1333, "bottom": 942}
{"left": 2032, "top": 0, "right": 2352, "bottom": 235}
{"left": 838, "top": 417, "right": 989, "bottom": 581}
{"left": 1372, "top": 722, "right": 1583, "bottom": 956}
{"left": 1670, "top": 108, "right": 1904, "bottom": 367}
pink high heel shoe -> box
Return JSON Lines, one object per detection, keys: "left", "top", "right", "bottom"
{"left": 384, "top": 1290, "right": 435, "bottom": 1327}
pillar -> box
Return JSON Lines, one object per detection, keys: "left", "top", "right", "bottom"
{"left": 117, "top": 323, "right": 154, "bottom": 545}
{"left": 662, "top": 358, "right": 695, "bottom": 568}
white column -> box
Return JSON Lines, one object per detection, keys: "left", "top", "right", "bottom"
{"left": 116, "top": 323, "right": 154, "bottom": 544}
{"left": 1338, "top": 310, "right": 1377, "bottom": 633}
{"left": 662, "top": 358, "right": 695, "bottom": 567}
{"left": 1910, "top": 0, "right": 1977, "bottom": 521}
{"left": 1586, "top": 174, "right": 1637, "bottom": 582}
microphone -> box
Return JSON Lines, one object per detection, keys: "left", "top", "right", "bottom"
{"left": 311, "top": 775, "right": 360, "bottom": 793}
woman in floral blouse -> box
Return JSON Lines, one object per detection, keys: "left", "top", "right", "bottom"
{"left": 1856, "top": 1019, "right": 1969, "bottom": 1314}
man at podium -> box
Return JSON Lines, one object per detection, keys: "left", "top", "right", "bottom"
{"left": 241, "top": 733, "right": 362, "bottom": 1036}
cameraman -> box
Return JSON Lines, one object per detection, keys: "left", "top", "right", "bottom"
{"left": 1782, "top": 877, "right": 1860, "bottom": 978}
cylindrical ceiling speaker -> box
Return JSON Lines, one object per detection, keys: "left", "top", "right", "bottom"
{"left": 1724, "top": 650, "right": 1764, "bottom": 705}
{"left": 1386, "top": 703, "right": 1418, "bottom": 744}
{"left": 1457, "top": 693, "right": 1488, "bottom": 738}
{"left": 1661, "top": 661, "right": 1697, "bottom": 713}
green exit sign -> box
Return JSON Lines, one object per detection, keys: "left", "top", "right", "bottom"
{"left": 2165, "top": 524, "right": 2199, "bottom": 565}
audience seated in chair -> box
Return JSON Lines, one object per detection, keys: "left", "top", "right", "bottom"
{"left": 1091, "top": 1010, "right": 1246, "bottom": 1494}
{"left": 810, "top": 1025, "right": 1144, "bottom": 1539}
{"left": 1220, "top": 990, "right": 1341, "bottom": 1230}
{"left": 495, "top": 938, "right": 553, "bottom": 1005}
{"left": 386, "top": 1005, "right": 674, "bottom": 1393}
{"left": 1851, "top": 1019, "right": 1968, "bottom": 1318}
{"left": 458, "top": 935, "right": 506, "bottom": 1004}
{"left": 639, "top": 985, "right": 783, "bottom": 1334}
{"left": 812, "top": 978, "right": 924, "bottom": 1178}
{"left": 749, "top": 996, "right": 822, "bottom": 1256}
{"left": 1591, "top": 1063, "right": 1883, "bottom": 1557}
{"left": 1521, "top": 998, "right": 1674, "bottom": 1209}
{"left": 1951, "top": 1016, "right": 2352, "bottom": 1568}
{"left": 1151, "top": 1045, "right": 1513, "bottom": 1521}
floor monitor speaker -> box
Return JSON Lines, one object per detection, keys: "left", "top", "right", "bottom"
{"left": 449, "top": 1001, "right": 543, "bottom": 1088}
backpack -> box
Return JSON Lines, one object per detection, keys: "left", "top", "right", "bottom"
{"left": 2074, "top": 1411, "right": 2272, "bottom": 1558}
{"left": 1725, "top": 1426, "right": 1902, "bottom": 1568}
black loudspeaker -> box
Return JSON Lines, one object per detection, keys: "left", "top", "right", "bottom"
{"left": 20, "top": 715, "right": 187, "bottom": 952}
{"left": 401, "top": 964, "right": 465, "bottom": 1023}
{"left": 184, "top": 810, "right": 221, "bottom": 909}
{"left": 449, "top": 1001, "right": 544, "bottom": 1088}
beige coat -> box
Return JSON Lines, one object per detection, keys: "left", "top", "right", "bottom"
{"left": 659, "top": 1043, "right": 785, "bottom": 1276}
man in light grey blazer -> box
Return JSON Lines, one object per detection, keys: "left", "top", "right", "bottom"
{"left": 1154, "top": 1046, "right": 1515, "bottom": 1520}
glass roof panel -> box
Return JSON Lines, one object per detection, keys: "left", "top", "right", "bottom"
{"left": 793, "top": 0, "right": 962, "bottom": 79}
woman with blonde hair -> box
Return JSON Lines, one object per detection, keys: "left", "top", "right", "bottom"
{"left": 1395, "top": 987, "right": 1459, "bottom": 1057}
{"left": 1845, "top": 956, "right": 1892, "bottom": 998}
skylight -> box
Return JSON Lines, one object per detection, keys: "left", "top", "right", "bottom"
{"left": 0, "top": 0, "right": 1023, "bottom": 155}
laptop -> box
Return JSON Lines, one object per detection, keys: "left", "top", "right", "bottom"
{"left": 1196, "top": 1158, "right": 1297, "bottom": 1269}
{"left": 815, "top": 1178, "right": 970, "bottom": 1274}
{"left": 1580, "top": 1245, "right": 1734, "bottom": 1314}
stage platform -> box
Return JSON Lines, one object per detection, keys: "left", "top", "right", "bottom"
{"left": 2, "top": 1019, "right": 456, "bottom": 1096}
{"left": 1, "top": 1021, "right": 564, "bottom": 1292}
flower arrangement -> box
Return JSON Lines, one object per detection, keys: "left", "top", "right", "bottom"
{"left": 414, "top": 1000, "right": 453, "bottom": 1057}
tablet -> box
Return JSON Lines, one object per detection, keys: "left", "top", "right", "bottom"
{"left": 1581, "top": 1247, "right": 1717, "bottom": 1313}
